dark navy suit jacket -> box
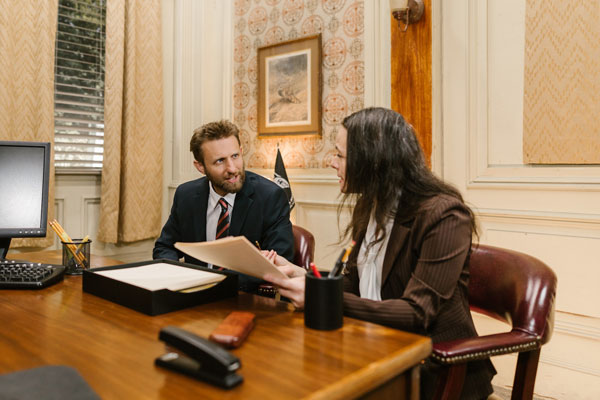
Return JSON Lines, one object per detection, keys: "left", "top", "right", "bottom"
{"left": 153, "top": 171, "right": 294, "bottom": 292}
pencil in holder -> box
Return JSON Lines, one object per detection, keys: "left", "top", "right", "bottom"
{"left": 61, "top": 239, "right": 91, "bottom": 275}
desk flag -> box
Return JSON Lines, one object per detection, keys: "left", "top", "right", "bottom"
{"left": 274, "top": 148, "right": 295, "bottom": 210}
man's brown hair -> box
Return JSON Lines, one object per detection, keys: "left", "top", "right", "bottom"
{"left": 190, "top": 120, "right": 240, "bottom": 163}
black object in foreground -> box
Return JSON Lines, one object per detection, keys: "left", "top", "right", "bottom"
{"left": 155, "top": 325, "right": 243, "bottom": 389}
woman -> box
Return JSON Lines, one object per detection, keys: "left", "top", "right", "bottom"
{"left": 264, "top": 107, "right": 495, "bottom": 399}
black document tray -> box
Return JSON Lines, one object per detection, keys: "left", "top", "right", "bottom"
{"left": 82, "top": 259, "right": 238, "bottom": 316}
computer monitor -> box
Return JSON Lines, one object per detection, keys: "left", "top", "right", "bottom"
{"left": 0, "top": 141, "right": 51, "bottom": 259}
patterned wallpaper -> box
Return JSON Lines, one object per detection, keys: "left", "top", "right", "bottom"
{"left": 523, "top": 0, "right": 600, "bottom": 164}
{"left": 233, "top": 0, "right": 365, "bottom": 169}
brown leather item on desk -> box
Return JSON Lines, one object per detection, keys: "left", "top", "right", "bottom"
{"left": 209, "top": 311, "right": 255, "bottom": 348}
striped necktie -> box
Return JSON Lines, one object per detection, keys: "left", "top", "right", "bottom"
{"left": 216, "top": 198, "right": 230, "bottom": 239}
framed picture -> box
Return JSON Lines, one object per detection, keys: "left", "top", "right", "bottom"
{"left": 257, "top": 35, "right": 321, "bottom": 137}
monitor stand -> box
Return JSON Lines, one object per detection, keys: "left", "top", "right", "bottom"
{"left": 0, "top": 238, "right": 11, "bottom": 260}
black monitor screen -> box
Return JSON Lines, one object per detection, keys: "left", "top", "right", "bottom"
{"left": 0, "top": 141, "right": 50, "bottom": 258}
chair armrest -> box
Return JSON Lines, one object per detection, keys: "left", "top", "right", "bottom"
{"left": 432, "top": 330, "right": 541, "bottom": 364}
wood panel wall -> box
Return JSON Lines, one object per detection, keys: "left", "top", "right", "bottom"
{"left": 390, "top": 0, "right": 432, "bottom": 166}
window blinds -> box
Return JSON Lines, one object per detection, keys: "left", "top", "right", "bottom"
{"left": 54, "top": 0, "right": 105, "bottom": 170}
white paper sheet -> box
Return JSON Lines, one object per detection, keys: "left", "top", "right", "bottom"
{"left": 94, "top": 263, "right": 226, "bottom": 291}
{"left": 174, "top": 236, "right": 288, "bottom": 280}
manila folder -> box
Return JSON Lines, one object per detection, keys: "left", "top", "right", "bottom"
{"left": 174, "top": 236, "right": 287, "bottom": 280}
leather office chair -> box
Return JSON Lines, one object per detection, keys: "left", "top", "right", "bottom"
{"left": 257, "top": 224, "right": 315, "bottom": 297}
{"left": 291, "top": 224, "right": 315, "bottom": 270}
{"left": 431, "top": 245, "right": 557, "bottom": 400}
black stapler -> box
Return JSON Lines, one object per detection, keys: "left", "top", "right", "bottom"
{"left": 155, "top": 326, "right": 243, "bottom": 389}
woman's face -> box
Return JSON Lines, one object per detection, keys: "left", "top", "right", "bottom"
{"left": 330, "top": 126, "right": 347, "bottom": 192}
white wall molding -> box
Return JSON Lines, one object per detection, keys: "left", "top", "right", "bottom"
{"left": 478, "top": 222, "right": 600, "bottom": 317}
{"left": 53, "top": 199, "right": 65, "bottom": 249}
{"left": 541, "top": 355, "right": 600, "bottom": 378}
{"left": 363, "top": 0, "right": 391, "bottom": 108}
{"left": 54, "top": 198, "right": 64, "bottom": 220}
{"left": 431, "top": 0, "right": 443, "bottom": 175}
{"left": 477, "top": 208, "right": 600, "bottom": 228}
{"left": 444, "top": 2, "right": 600, "bottom": 396}
{"left": 469, "top": 168, "right": 600, "bottom": 188}
{"left": 162, "top": 0, "right": 175, "bottom": 224}
{"left": 495, "top": 353, "right": 600, "bottom": 378}
{"left": 473, "top": 311, "right": 600, "bottom": 394}
{"left": 554, "top": 318, "right": 600, "bottom": 341}
{"left": 290, "top": 176, "right": 340, "bottom": 184}
{"left": 464, "top": 0, "right": 600, "bottom": 190}
{"left": 249, "top": 168, "right": 340, "bottom": 185}
{"left": 296, "top": 199, "right": 341, "bottom": 209}
{"left": 221, "top": 0, "right": 234, "bottom": 121}
{"left": 171, "top": 0, "right": 193, "bottom": 185}
{"left": 166, "top": 0, "right": 235, "bottom": 206}
{"left": 82, "top": 197, "right": 100, "bottom": 235}
{"left": 546, "top": 316, "right": 600, "bottom": 376}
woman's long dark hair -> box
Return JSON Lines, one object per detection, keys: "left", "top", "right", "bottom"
{"left": 339, "top": 107, "right": 477, "bottom": 247}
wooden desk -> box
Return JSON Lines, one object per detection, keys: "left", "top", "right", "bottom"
{"left": 7, "top": 249, "right": 120, "bottom": 269}
{"left": 1, "top": 251, "right": 431, "bottom": 399}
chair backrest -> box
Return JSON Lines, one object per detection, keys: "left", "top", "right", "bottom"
{"left": 292, "top": 225, "right": 315, "bottom": 270}
{"left": 468, "top": 244, "right": 557, "bottom": 344}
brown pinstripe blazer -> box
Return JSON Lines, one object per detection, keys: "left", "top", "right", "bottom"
{"left": 343, "top": 194, "right": 495, "bottom": 400}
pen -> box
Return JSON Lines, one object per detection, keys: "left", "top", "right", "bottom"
{"left": 330, "top": 241, "right": 355, "bottom": 278}
{"left": 309, "top": 262, "right": 322, "bottom": 278}
{"left": 341, "top": 240, "right": 356, "bottom": 263}
{"left": 329, "top": 248, "right": 346, "bottom": 278}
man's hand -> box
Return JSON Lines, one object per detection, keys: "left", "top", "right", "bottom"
{"left": 262, "top": 249, "right": 307, "bottom": 309}
{"left": 263, "top": 273, "right": 306, "bottom": 309}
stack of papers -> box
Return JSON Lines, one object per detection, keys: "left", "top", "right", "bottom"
{"left": 175, "top": 236, "right": 288, "bottom": 280}
{"left": 94, "top": 263, "right": 226, "bottom": 291}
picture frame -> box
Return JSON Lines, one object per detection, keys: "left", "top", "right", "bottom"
{"left": 257, "top": 34, "right": 322, "bottom": 137}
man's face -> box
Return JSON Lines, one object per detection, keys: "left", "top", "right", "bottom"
{"left": 194, "top": 136, "right": 245, "bottom": 196}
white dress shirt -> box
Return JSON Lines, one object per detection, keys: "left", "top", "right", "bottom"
{"left": 205, "top": 183, "right": 236, "bottom": 268}
{"left": 357, "top": 214, "right": 394, "bottom": 301}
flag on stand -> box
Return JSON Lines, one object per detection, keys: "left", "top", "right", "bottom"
{"left": 273, "top": 148, "right": 295, "bottom": 210}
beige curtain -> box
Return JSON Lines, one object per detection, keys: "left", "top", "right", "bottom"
{"left": 523, "top": 0, "right": 600, "bottom": 164}
{"left": 0, "top": 0, "right": 57, "bottom": 248}
{"left": 98, "top": 0, "right": 164, "bottom": 243}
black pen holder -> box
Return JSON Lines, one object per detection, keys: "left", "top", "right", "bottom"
{"left": 304, "top": 272, "right": 343, "bottom": 331}
{"left": 61, "top": 239, "right": 91, "bottom": 275}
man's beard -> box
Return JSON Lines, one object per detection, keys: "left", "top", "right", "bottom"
{"left": 206, "top": 167, "right": 246, "bottom": 194}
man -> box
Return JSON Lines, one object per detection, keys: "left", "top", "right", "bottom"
{"left": 153, "top": 120, "right": 294, "bottom": 293}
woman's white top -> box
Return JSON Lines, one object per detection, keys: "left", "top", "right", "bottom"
{"left": 357, "top": 214, "right": 395, "bottom": 301}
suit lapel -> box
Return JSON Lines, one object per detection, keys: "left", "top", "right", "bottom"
{"left": 193, "top": 179, "right": 209, "bottom": 242}
{"left": 229, "top": 175, "right": 254, "bottom": 236}
{"left": 381, "top": 217, "right": 411, "bottom": 285}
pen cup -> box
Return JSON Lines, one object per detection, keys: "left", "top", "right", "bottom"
{"left": 61, "top": 239, "right": 91, "bottom": 275}
{"left": 304, "top": 272, "right": 343, "bottom": 330}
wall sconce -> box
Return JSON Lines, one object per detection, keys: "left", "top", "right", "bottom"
{"left": 390, "top": 0, "right": 424, "bottom": 32}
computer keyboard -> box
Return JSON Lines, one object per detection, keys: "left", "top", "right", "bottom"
{"left": 0, "top": 259, "right": 66, "bottom": 289}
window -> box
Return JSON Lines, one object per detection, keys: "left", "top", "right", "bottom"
{"left": 54, "top": 0, "right": 106, "bottom": 170}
